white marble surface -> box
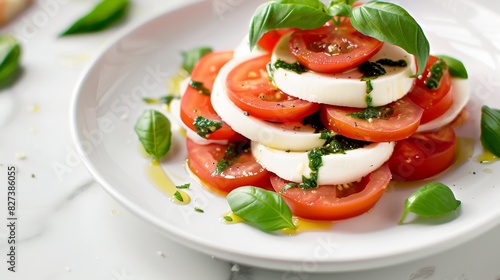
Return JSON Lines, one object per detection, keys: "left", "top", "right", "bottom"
{"left": 1, "top": 0, "right": 500, "bottom": 279}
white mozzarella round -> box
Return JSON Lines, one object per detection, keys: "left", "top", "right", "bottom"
{"left": 252, "top": 141, "right": 395, "bottom": 185}
{"left": 417, "top": 78, "right": 470, "bottom": 132}
{"left": 211, "top": 54, "right": 326, "bottom": 151}
{"left": 271, "top": 33, "right": 416, "bottom": 108}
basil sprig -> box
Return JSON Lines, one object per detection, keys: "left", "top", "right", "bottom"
{"left": 60, "top": 0, "right": 129, "bottom": 36}
{"left": 0, "top": 35, "right": 21, "bottom": 88}
{"left": 436, "top": 55, "right": 468, "bottom": 79}
{"left": 480, "top": 106, "right": 500, "bottom": 157}
{"left": 227, "top": 186, "right": 296, "bottom": 232}
{"left": 134, "top": 110, "right": 172, "bottom": 160}
{"left": 249, "top": 0, "right": 429, "bottom": 76}
{"left": 399, "top": 182, "right": 461, "bottom": 224}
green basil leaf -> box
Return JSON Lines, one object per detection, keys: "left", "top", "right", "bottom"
{"left": 481, "top": 106, "right": 500, "bottom": 157}
{"left": 399, "top": 182, "right": 461, "bottom": 224}
{"left": 227, "top": 186, "right": 296, "bottom": 232}
{"left": 181, "top": 47, "right": 212, "bottom": 74}
{"left": 60, "top": 0, "right": 129, "bottom": 36}
{"left": 327, "top": 3, "right": 352, "bottom": 18}
{"left": 249, "top": 0, "right": 331, "bottom": 49}
{"left": 0, "top": 35, "right": 21, "bottom": 88}
{"left": 350, "top": 1, "right": 429, "bottom": 77}
{"left": 436, "top": 55, "right": 468, "bottom": 79}
{"left": 134, "top": 110, "right": 172, "bottom": 160}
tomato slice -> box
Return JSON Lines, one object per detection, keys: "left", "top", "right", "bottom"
{"left": 388, "top": 126, "right": 456, "bottom": 181}
{"left": 270, "top": 164, "right": 392, "bottom": 221}
{"left": 320, "top": 96, "right": 424, "bottom": 142}
{"left": 407, "top": 55, "right": 453, "bottom": 124}
{"left": 257, "top": 28, "right": 296, "bottom": 53}
{"left": 180, "top": 51, "right": 243, "bottom": 141}
{"left": 225, "top": 54, "right": 320, "bottom": 122}
{"left": 289, "top": 21, "right": 383, "bottom": 74}
{"left": 186, "top": 138, "right": 272, "bottom": 194}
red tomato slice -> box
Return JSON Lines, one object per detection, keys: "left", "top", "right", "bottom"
{"left": 407, "top": 55, "right": 453, "bottom": 124}
{"left": 320, "top": 96, "right": 424, "bottom": 142}
{"left": 257, "top": 28, "right": 296, "bottom": 53}
{"left": 180, "top": 51, "right": 243, "bottom": 141}
{"left": 388, "top": 126, "right": 456, "bottom": 181}
{"left": 225, "top": 54, "right": 320, "bottom": 122}
{"left": 270, "top": 164, "right": 392, "bottom": 221}
{"left": 289, "top": 22, "right": 383, "bottom": 74}
{"left": 186, "top": 138, "right": 272, "bottom": 194}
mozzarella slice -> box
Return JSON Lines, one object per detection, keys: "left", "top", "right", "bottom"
{"left": 211, "top": 54, "right": 326, "bottom": 151}
{"left": 417, "top": 78, "right": 470, "bottom": 132}
{"left": 271, "top": 33, "right": 416, "bottom": 108}
{"left": 252, "top": 141, "right": 395, "bottom": 185}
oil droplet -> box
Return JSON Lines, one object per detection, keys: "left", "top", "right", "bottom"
{"left": 483, "top": 168, "right": 493, "bottom": 174}
{"left": 221, "top": 211, "right": 244, "bottom": 224}
{"left": 145, "top": 160, "right": 190, "bottom": 204}
{"left": 27, "top": 104, "right": 40, "bottom": 113}
{"left": 110, "top": 209, "right": 120, "bottom": 216}
{"left": 474, "top": 149, "right": 500, "bottom": 164}
{"left": 454, "top": 137, "right": 475, "bottom": 166}
{"left": 281, "top": 217, "right": 333, "bottom": 235}
{"left": 58, "top": 53, "right": 91, "bottom": 68}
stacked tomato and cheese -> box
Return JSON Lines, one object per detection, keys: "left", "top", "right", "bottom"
{"left": 175, "top": 21, "right": 469, "bottom": 221}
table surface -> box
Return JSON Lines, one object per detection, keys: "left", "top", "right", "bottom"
{"left": 1, "top": 0, "right": 500, "bottom": 279}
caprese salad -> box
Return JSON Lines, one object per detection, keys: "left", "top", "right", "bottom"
{"left": 169, "top": 0, "right": 469, "bottom": 222}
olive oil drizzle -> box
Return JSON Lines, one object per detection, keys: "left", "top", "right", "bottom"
{"left": 145, "top": 160, "right": 190, "bottom": 205}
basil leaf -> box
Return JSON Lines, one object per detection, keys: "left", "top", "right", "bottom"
{"left": 399, "top": 182, "right": 461, "bottom": 224}
{"left": 60, "top": 0, "right": 129, "bottom": 36}
{"left": 0, "top": 35, "right": 21, "bottom": 88}
{"left": 249, "top": 0, "right": 331, "bottom": 49}
{"left": 181, "top": 47, "right": 212, "bottom": 74}
{"left": 134, "top": 110, "right": 172, "bottom": 160}
{"left": 436, "top": 55, "right": 468, "bottom": 79}
{"left": 480, "top": 106, "right": 500, "bottom": 157}
{"left": 227, "top": 186, "right": 296, "bottom": 232}
{"left": 327, "top": 3, "right": 352, "bottom": 18}
{"left": 350, "top": 2, "right": 429, "bottom": 76}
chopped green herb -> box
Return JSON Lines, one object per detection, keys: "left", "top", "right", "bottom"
{"left": 347, "top": 106, "right": 395, "bottom": 120}
{"left": 436, "top": 55, "right": 468, "bottom": 79}
{"left": 189, "top": 80, "right": 211, "bottom": 96}
{"left": 359, "top": 61, "right": 386, "bottom": 79}
{"left": 174, "top": 191, "right": 184, "bottom": 202}
{"left": 273, "top": 59, "right": 307, "bottom": 74}
{"left": 193, "top": 116, "right": 222, "bottom": 138}
{"left": 376, "top": 58, "right": 407, "bottom": 67}
{"left": 215, "top": 142, "right": 249, "bottom": 174}
{"left": 176, "top": 183, "right": 190, "bottom": 189}
{"left": 223, "top": 215, "right": 233, "bottom": 222}
{"left": 195, "top": 207, "right": 204, "bottom": 213}
{"left": 424, "top": 58, "right": 447, "bottom": 90}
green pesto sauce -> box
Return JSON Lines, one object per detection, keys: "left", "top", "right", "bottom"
{"left": 189, "top": 80, "right": 211, "bottom": 96}
{"left": 193, "top": 116, "right": 222, "bottom": 138}
{"left": 347, "top": 106, "right": 395, "bottom": 120}
{"left": 215, "top": 141, "right": 250, "bottom": 175}
{"left": 273, "top": 59, "right": 307, "bottom": 74}
{"left": 285, "top": 133, "right": 370, "bottom": 190}
{"left": 424, "top": 59, "right": 448, "bottom": 90}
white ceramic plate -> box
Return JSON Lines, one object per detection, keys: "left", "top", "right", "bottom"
{"left": 71, "top": 0, "right": 500, "bottom": 272}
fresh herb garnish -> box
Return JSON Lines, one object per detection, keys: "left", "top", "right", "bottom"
{"left": 189, "top": 80, "right": 211, "bottom": 96}
{"left": 273, "top": 59, "right": 307, "bottom": 74}
{"left": 142, "top": 95, "right": 178, "bottom": 105}
{"left": 436, "top": 55, "right": 468, "bottom": 79}
{"left": 60, "top": 0, "right": 129, "bottom": 36}
{"left": 215, "top": 142, "right": 248, "bottom": 175}
{"left": 176, "top": 183, "right": 191, "bottom": 189}
{"left": 193, "top": 116, "right": 222, "bottom": 138}
{"left": 223, "top": 215, "right": 233, "bottom": 222}
{"left": 195, "top": 207, "right": 204, "bottom": 213}
{"left": 134, "top": 110, "right": 172, "bottom": 160}
{"left": 399, "top": 182, "right": 461, "bottom": 224}
{"left": 347, "top": 106, "right": 395, "bottom": 120}
{"left": 480, "top": 106, "right": 500, "bottom": 157}
{"left": 0, "top": 35, "right": 21, "bottom": 88}
{"left": 376, "top": 58, "right": 408, "bottom": 67}
{"left": 174, "top": 190, "right": 184, "bottom": 202}
{"left": 249, "top": 0, "right": 429, "bottom": 76}
{"left": 359, "top": 61, "right": 386, "bottom": 79}
{"left": 182, "top": 46, "right": 212, "bottom": 74}
{"left": 424, "top": 58, "right": 447, "bottom": 90}
{"left": 227, "top": 186, "right": 296, "bottom": 232}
